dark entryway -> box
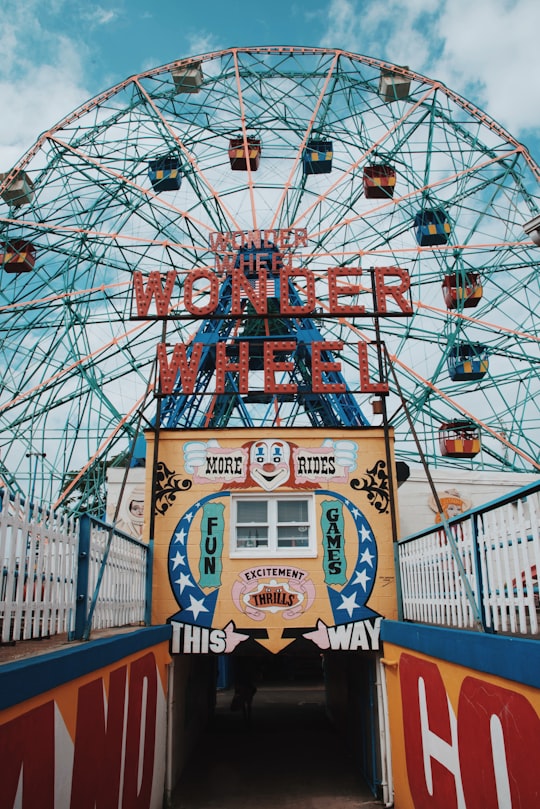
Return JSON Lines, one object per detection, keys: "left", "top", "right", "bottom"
{"left": 170, "top": 660, "right": 384, "bottom": 809}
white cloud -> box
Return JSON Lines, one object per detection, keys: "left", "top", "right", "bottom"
{"left": 432, "top": 0, "right": 540, "bottom": 137}
{"left": 81, "top": 6, "right": 120, "bottom": 26}
{"left": 185, "top": 31, "right": 223, "bottom": 58}
{"left": 318, "top": 0, "right": 540, "bottom": 144}
{"left": 319, "top": 0, "right": 440, "bottom": 66}
{"left": 0, "top": 4, "right": 90, "bottom": 169}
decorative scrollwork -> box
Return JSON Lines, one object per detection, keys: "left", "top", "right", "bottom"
{"left": 350, "top": 459, "right": 389, "bottom": 513}
{"left": 154, "top": 462, "right": 191, "bottom": 515}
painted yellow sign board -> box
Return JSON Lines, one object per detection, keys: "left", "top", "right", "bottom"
{"left": 146, "top": 427, "right": 398, "bottom": 655}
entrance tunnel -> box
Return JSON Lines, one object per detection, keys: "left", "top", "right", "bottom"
{"left": 167, "top": 651, "right": 387, "bottom": 808}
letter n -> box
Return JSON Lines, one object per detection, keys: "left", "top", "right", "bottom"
{"left": 70, "top": 666, "right": 127, "bottom": 809}
{"left": 0, "top": 701, "right": 55, "bottom": 809}
{"left": 122, "top": 653, "right": 158, "bottom": 809}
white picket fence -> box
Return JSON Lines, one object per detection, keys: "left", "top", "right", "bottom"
{"left": 397, "top": 481, "right": 540, "bottom": 635}
{"left": 0, "top": 494, "right": 148, "bottom": 643}
{"left": 84, "top": 517, "right": 148, "bottom": 634}
{"left": 0, "top": 494, "right": 78, "bottom": 643}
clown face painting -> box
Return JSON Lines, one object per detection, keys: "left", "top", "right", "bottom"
{"left": 249, "top": 439, "right": 291, "bottom": 491}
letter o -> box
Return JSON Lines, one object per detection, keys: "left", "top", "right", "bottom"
{"left": 458, "top": 675, "right": 540, "bottom": 808}
{"left": 184, "top": 268, "right": 219, "bottom": 315}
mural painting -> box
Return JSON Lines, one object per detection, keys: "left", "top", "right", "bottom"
{"left": 428, "top": 488, "right": 472, "bottom": 523}
{"left": 106, "top": 467, "right": 146, "bottom": 539}
{"left": 383, "top": 639, "right": 540, "bottom": 809}
{"left": 148, "top": 427, "right": 398, "bottom": 655}
{"left": 0, "top": 637, "right": 170, "bottom": 809}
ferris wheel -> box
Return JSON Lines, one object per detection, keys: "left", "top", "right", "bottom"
{"left": 1, "top": 46, "right": 539, "bottom": 513}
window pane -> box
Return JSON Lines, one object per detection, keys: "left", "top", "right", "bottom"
{"left": 237, "top": 500, "right": 267, "bottom": 523}
{"left": 277, "top": 499, "right": 308, "bottom": 522}
{"left": 236, "top": 526, "right": 268, "bottom": 548}
{"left": 277, "top": 525, "right": 309, "bottom": 548}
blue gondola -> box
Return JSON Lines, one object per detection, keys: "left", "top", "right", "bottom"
{"left": 447, "top": 343, "right": 488, "bottom": 381}
{"left": 148, "top": 156, "right": 182, "bottom": 192}
{"left": 303, "top": 140, "right": 333, "bottom": 175}
{"left": 414, "top": 208, "right": 451, "bottom": 246}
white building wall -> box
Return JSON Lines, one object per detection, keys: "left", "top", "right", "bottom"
{"left": 397, "top": 468, "right": 540, "bottom": 539}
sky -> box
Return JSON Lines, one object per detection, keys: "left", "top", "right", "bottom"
{"left": 0, "top": 0, "right": 539, "bottom": 170}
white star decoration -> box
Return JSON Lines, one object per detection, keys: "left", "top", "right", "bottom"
{"left": 174, "top": 528, "right": 187, "bottom": 544}
{"left": 186, "top": 595, "right": 208, "bottom": 620}
{"left": 359, "top": 525, "right": 373, "bottom": 543}
{"left": 170, "top": 551, "right": 185, "bottom": 570}
{"left": 360, "top": 548, "right": 375, "bottom": 567}
{"left": 175, "top": 572, "right": 194, "bottom": 594}
{"left": 352, "top": 568, "right": 371, "bottom": 590}
{"left": 337, "top": 591, "right": 360, "bottom": 618}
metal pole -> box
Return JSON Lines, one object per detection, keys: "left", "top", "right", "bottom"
{"left": 385, "top": 351, "right": 485, "bottom": 631}
{"left": 26, "top": 452, "right": 46, "bottom": 505}
{"left": 370, "top": 269, "right": 403, "bottom": 618}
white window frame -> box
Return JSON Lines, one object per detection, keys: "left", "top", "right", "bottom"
{"left": 230, "top": 493, "right": 316, "bottom": 558}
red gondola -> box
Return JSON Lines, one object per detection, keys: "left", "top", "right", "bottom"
{"left": 363, "top": 164, "right": 396, "bottom": 199}
{"left": 229, "top": 137, "right": 261, "bottom": 171}
{"left": 439, "top": 421, "right": 480, "bottom": 458}
{"left": 0, "top": 240, "right": 36, "bottom": 273}
{"left": 442, "top": 273, "right": 482, "bottom": 309}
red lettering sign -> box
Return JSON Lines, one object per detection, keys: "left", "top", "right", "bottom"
{"left": 133, "top": 270, "right": 177, "bottom": 317}
{"left": 70, "top": 666, "right": 127, "bottom": 809}
{"left": 215, "top": 342, "right": 249, "bottom": 393}
{"left": 184, "top": 267, "right": 220, "bottom": 316}
{"left": 157, "top": 342, "right": 204, "bottom": 394}
{"left": 264, "top": 341, "right": 297, "bottom": 394}
{"left": 327, "top": 268, "right": 365, "bottom": 315}
{"left": 358, "top": 343, "right": 389, "bottom": 393}
{"left": 311, "top": 341, "right": 346, "bottom": 394}
{"left": 122, "top": 653, "right": 158, "bottom": 809}
{"left": 399, "top": 652, "right": 540, "bottom": 809}
{"left": 280, "top": 267, "right": 316, "bottom": 315}
{"left": 400, "top": 654, "right": 458, "bottom": 809}
{"left": 374, "top": 266, "right": 412, "bottom": 314}
{"left": 458, "top": 676, "right": 540, "bottom": 808}
{"left": 0, "top": 701, "right": 55, "bottom": 809}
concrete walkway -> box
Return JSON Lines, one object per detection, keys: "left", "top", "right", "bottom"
{"left": 171, "top": 684, "right": 386, "bottom": 809}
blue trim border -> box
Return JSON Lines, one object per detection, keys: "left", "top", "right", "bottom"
{"left": 381, "top": 621, "right": 540, "bottom": 690}
{"left": 0, "top": 625, "right": 171, "bottom": 712}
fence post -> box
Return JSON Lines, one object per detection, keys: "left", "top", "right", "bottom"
{"left": 71, "top": 514, "right": 91, "bottom": 640}
{"left": 471, "top": 513, "right": 491, "bottom": 632}
{"left": 393, "top": 541, "right": 404, "bottom": 621}
{"left": 145, "top": 538, "right": 153, "bottom": 626}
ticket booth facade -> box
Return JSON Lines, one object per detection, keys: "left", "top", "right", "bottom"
{"left": 148, "top": 426, "right": 399, "bottom": 657}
